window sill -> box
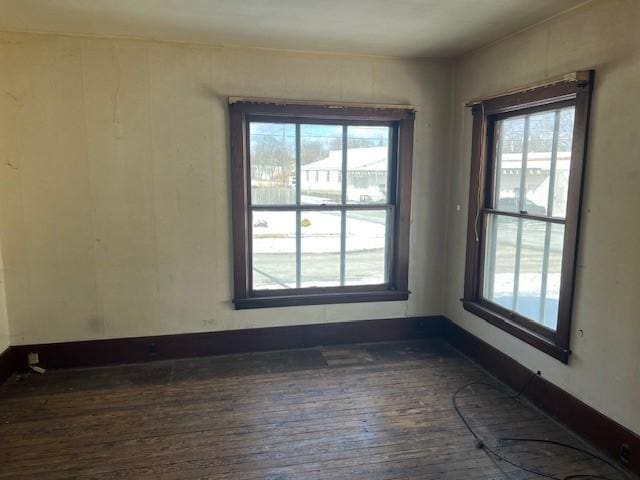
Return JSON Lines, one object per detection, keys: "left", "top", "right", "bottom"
{"left": 234, "top": 290, "right": 410, "bottom": 310}
{"left": 462, "top": 300, "right": 569, "bottom": 363}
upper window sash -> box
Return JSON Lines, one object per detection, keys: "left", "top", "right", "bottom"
{"left": 247, "top": 120, "right": 396, "bottom": 208}
{"left": 487, "top": 102, "right": 576, "bottom": 222}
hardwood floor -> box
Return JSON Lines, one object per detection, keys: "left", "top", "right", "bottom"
{"left": 0, "top": 340, "right": 630, "bottom": 480}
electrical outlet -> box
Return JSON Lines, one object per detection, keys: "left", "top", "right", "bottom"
{"left": 620, "top": 443, "right": 631, "bottom": 464}
{"left": 27, "top": 352, "right": 39, "bottom": 365}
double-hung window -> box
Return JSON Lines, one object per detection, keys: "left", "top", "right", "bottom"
{"left": 463, "top": 72, "right": 594, "bottom": 362}
{"left": 229, "top": 99, "right": 415, "bottom": 309}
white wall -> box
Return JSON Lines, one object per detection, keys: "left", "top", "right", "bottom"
{"left": 0, "top": 32, "right": 453, "bottom": 345}
{"left": 445, "top": 0, "right": 640, "bottom": 434}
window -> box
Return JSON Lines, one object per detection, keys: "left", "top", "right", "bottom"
{"left": 229, "top": 99, "right": 415, "bottom": 309}
{"left": 463, "top": 72, "right": 594, "bottom": 363}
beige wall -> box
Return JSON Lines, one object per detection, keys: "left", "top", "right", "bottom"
{"left": 0, "top": 241, "right": 9, "bottom": 353}
{"left": 445, "top": 0, "right": 640, "bottom": 434}
{"left": 0, "top": 32, "right": 453, "bottom": 345}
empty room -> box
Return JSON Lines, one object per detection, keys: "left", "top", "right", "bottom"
{"left": 0, "top": 0, "right": 638, "bottom": 478}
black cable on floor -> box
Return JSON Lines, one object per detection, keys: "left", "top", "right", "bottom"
{"left": 451, "top": 378, "right": 630, "bottom": 480}
{"left": 498, "top": 438, "right": 623, "bottom": 474}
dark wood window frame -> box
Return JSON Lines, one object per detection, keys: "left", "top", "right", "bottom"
{"left": 229, "top": 99, "right": 415, "bottom": 310}
{"left": 462, "top": 71, "right": 594, "bottom": 363}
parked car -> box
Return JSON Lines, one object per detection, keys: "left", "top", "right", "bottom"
{"left": 253, "top": 219, "right": 269, "bottom": 228}
{"left": 497, "top": 198, "right": 546, "bottom": 215}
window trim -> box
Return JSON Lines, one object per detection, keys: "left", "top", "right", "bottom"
{"left": 229, "top": 99, "right": 415, "bottom": 310}
{"left": 462, "top": 71, "right": 594, "bottom": 363}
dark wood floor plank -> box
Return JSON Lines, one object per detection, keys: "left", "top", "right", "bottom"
{"left": 0, "top": 362, "right": 479, "bottom": 421}
{"left": 0, "top": 339, "right": 631, "bottom": 480}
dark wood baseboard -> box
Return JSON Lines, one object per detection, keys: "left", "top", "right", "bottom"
{"left": 0, "top": 346, "right": 17, "bottom": 384}
{"left": 443, "top": 320, "right": 640, "bottom": 476}
{"left": 10, "top": 315, "right": 445, "bottom": 371}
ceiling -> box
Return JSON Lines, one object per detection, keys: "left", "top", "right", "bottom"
{"left": 0, "top": 0, "right": 587, "bottom": 58}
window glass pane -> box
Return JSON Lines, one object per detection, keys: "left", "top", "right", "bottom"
{"left": 494, "top": 117, "right": 525, "bottom": 212}
{"left": 345, "top": 210, "right": 387, "bottom": 285}
{"left": 249, "top": 122, "right": 296, "bottom": 205}
{"left": 552, "top": 107, "right": 575, "bottom": 218}
{"left": 524, "top": 111, "right": 556, "bottom": 216}
{"left": 300, "top": 211, "right": 341, "bottom": 287}
{"left": 542, "top": 223, "right": 565, "bottom": 329}
{"left": 515, "top": 219, "right": 547, "bottom": 323}
{"left": 300, "top": 124, "right": 343, "bottom": 205}
{"left": 483, "top": 214, "right": 518, "bottom": 310}
{"left": 252, "top": 211, "right": 296, "bottom": 290}
{"left": 483, "top": 214, "right": 564, "bottom": 330}
{"left": 347, "top": 126, "right": 389, "bottom": 204}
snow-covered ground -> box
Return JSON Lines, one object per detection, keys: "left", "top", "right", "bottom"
{"left": 251, "top": 210, "right": 386, "bottom": 254}
{"left": 487, "top": 273, "right": 560, "bottom": 328}
{"left": 490, "top": 272, "right": 560, "bottom": 298}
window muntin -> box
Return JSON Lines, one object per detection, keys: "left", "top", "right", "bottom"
{"left": 248, "top": 121, "right": 394, "bottom": 292}
{"left": 482, "top": 106, "right": 575, "bottom": 331}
